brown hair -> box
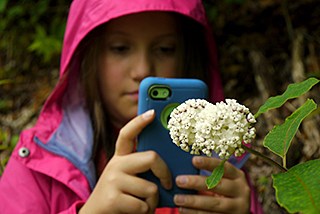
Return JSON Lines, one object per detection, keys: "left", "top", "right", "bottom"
{"left": 177, "top": 15, "right": 210, "bottom": 82}
{"left": 78, "top": 25, "right": 116, "bottom": 161}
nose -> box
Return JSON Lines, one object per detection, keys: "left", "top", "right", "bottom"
{"left": 131, "top": 51, "right": 153, "bottom": 81}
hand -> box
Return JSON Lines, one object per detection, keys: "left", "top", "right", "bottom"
{"left": 79, "top": 110, "right": 172, "bottom": 214}
{"left": 174, "top": 156, "right": 250, "bottom": 214}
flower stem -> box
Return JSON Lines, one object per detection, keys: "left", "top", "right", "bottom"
{"left": 241, "top": 145, "right": 287, "bottom": 172}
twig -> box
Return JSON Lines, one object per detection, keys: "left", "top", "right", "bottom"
{"left": 281, "top": 0, "right": 294, "bottom": 41}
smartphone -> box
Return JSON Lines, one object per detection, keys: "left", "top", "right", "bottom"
{"left": 137, "top": 77, "right": 208, "bottom": 207}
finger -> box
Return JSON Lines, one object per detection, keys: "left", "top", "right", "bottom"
{"left": 119, "top": 151, "right": 172, "bottom": 189}
{"left": 116, "top": 173, "right": 158, "bottom": 199}
{"left": 174, "top": 194, "right": 238, "bottom": 213}
{"left": 144, "top": 151, "right": 172, "bottom": 190}
{"left": 115, "top": 109, "right": 155, "bottom": 156}
{"left": 145, "top": 187, "right": 159, "bottom": 214}
{"left": 117, "top": 194, "right": 149, "bottom": 213}
{"left": 118, "top": 173, "right": 159, "bottom": 213}
{"left": 176, "top": 175, "right": 242, "bottom": 197}
{"left": 192, "top": 156, "right": 241, "bottom": 179}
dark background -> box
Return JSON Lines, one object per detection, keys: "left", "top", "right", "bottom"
{"left": 1, "top": 1, "right": 319, "bottom": 213}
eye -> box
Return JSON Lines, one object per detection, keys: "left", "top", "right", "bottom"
{"left": 160, "top": 46, "right": 176, "bottom": 54}
{"left": 109, "top": 45, "right": 130, "bottom": 54}
{"left": 155, "top": 45, "right": 176, "bottom": 56}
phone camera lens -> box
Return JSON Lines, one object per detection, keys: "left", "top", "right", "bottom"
{"left": 152, "top": 90, "right": 159, "bottom": 96}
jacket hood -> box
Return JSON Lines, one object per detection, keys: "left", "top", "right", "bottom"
{"left": 60, "top": 0, "right": 224, "bottom": 100}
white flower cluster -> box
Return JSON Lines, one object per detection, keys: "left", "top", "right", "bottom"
{"left": 167, "top": 99, "right": 256, "bottom": 159}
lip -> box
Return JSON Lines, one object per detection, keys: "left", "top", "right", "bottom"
{"left": 126, "top": 90, "right": 139, "bottom": 101}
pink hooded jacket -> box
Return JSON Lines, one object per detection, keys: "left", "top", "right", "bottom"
{"left": 0, "top": 0, "right": 263, "bottom": 213}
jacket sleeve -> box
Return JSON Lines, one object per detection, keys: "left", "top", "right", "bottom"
{"left": 0, "top": 157, "right": 83, "bottom": 214}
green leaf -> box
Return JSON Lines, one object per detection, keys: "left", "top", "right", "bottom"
{"left": 10, "top": 135, "right": 19, "bottom": 148}
{"left": 272, "top": 159, "right": 320, "bottom": 214}
{"left": 263, "top": 99, "right": 317, "bottom": 158}
{"left": 0, "top": 0, "right": 8, "bottom": 13}
{"left": 28, "top": 25, "right": 62, "bottom": 62}
{"left": 7, "top": 5, "right": 25, "bottom": 18}
{"left": 255, "top": 77, "right": 319, "bottom": 118}
{"left": 206, "top": 160, "right": 226, "bottom": 189}
{"left": 0, "top": 145, "right": 8, "bottom": 150}
{"left": 0, "top": 79, "right": 12, "bottom": 85}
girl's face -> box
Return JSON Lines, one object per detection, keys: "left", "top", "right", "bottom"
{"left": 98, "top": 12, "right": 180, "bottom": 128}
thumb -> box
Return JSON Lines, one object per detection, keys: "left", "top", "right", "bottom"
{"left": 115, "top": 109, "right": 155, "bottom": 156}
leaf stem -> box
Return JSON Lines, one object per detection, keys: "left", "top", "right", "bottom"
{"left": 241, "top": 145, "right": 287, "bottom": 172}
{"left": 283, "top": 156, "right": 287, "bottom": 169}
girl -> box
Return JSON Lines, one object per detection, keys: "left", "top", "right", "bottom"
{"left": 0, "top": 0, "right": 263, "bottom": 213}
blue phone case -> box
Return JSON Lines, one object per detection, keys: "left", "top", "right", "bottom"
{"left": 137, "top": 77, "right": 208, "bottom": 207}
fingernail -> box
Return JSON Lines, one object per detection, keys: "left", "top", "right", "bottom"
{"left": 142, "top": 109, "right": 154, "bottom": 120}
{"left": 163, "top": 180, "right": 172, "bottom": 190}
{"left": 176, "top": 176, "right": 188, "bottom": 186}
{"left": 193, "top": 156, "right": 203, "bottom": 165}
{"left": 174, "top": 195, "right": 185, "bottom": 205}
{"left": 161, "top": 177, "right": 172, "bottom": 190}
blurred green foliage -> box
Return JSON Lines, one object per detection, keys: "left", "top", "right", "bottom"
{"left": 0, "top": 0, "right": 69, "bottom": 174}
{"left": 0, "top": 128, "right": 19, "bottom": 175}
{"left": 0, "top": 0, "right": 69, "bottom": 79}
{"left": 203, "top": 0, "right": 245, "bottom": 21}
